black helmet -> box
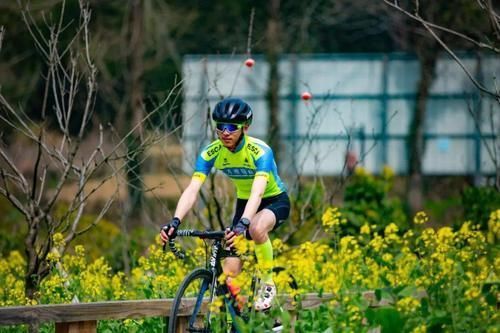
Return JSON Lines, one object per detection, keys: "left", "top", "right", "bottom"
{"left": 212, "top": 98, "right": 253, "bottom": 125}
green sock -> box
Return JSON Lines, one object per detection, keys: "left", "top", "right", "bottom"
{"left": 254, "top": 238, "right": 274, "bottom": 285}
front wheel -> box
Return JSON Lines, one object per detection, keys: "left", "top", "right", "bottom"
{"left": 168, "top": 268, "right": 216, "bottom": 333}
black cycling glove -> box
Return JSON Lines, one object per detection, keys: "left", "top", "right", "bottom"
{"left": 161, "top": 217, "right": 181, "bottom": 239}
{"left": 232, "top": 217, "right": 251, "bottom": 236}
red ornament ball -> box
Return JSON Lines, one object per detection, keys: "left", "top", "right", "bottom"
{"left": 301, "top": 91, "right": 312, "bottom": 100}
{"left": 245, "top": 58, "right": 255, "bottom": 68}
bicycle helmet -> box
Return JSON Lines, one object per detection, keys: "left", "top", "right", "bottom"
{"left": 212, "top": 98, "right": 253, "bottom": 125}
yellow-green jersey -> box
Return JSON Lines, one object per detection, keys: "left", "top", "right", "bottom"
{"left": 192, "top": 135, "right": 287, "bottom": 199}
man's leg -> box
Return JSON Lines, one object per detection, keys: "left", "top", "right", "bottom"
{"left": 248, "top": 209, "right": 277, "bottom": 310}
{"left": 222, "top": 257, "right": 244, "bottom": 309}
{"left": 222, "top": 256, "right": 243, "bottom": 288}
{"left": 249, "top": 209, "right": 276, "bottom": 282}
{"left": 222, "top": 257, "right": 243, "bottom": 278}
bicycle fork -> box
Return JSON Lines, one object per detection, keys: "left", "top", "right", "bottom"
{"left": 205, "top": 240, "right": 221, "bottom": 328}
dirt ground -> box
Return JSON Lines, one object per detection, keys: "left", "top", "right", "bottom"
{"left": 58, "top": 173, "right": 192, "bottom": 202}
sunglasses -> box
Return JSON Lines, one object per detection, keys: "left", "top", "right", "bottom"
{"left": 215, "top": 123, "right": 243, "bottom": 133}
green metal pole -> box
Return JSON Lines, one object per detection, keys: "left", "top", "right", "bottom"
{"left": 380, "top": 55, "right": 389, "bottom": 172}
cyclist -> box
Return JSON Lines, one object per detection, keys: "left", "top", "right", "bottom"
{"left": 160, "top": 97, "right": 290, "bottom": 312}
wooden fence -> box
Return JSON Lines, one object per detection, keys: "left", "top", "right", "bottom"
{"left": 0, "top": 292, "right": 386, "bottom": 333}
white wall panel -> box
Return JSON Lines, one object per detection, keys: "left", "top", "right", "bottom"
{"left": 182, "top": 54, "right": 499, "bottom": 176}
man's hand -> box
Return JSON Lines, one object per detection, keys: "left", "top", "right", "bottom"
{"left": 160, "top": 217, "right": 181, "bottom": 242}
{"left": 225, "top": 218, "right": 250, "bottom": 247}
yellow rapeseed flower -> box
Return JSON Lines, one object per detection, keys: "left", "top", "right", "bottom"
{"left": 369, "top": 233, "right": 386, "bottom": 252}
{"left": 464, "top": 287, "right": 480, "bottom": 300}
{"left": 487, "top": 209, "right": 500, "bottom": 243}
{"left": 6, "top": 251, "right": 25, "bottom": 275}
{"left": 233, "top": 235, "right": 251, "bottom": 256}
{"left": 384, "top": 223, "right": 399, "bottom": 235}
{"left": 52, "top": 233, "right": 65, "bottom": 248}
{"left": 46, "top": 251, "right": 61, "bottom": 263}
{"left": 414, "top": 211, "right": 429, "bottom": 225}
{"left": 347, "top": 304, "right": 362, "bottom": 322}
{"left": 124, "top": 319, "right": 134, "bottom": 327}
{"left": 272, "top": 238, "right": 288, "bottom": 253}
{"left": 209, "top": 296, "right": 224, "bottom": 313}
{"left": 75, "top": 245, "right": 85, "bottom": 256}
{"left": 354, "top": 166, "right": 368, "bottom": 177}
{"left": 322, "top": 206, "right": 342, "bottom": 230}
{"left": 437, "top": 227, "right": 453, "bottom": 243}
{"left": 459, "top": 221, "right": 472, "bottom": 234}
{"left": 396, "top": 296, "right": 420, "bottom": 314}
{"left": 382, "top": 165, "right": 395, "bottom": 180}
{"left": 111, "top": 272, "right": 127, "bottom": 300}
{"left": 412, "top": 324, "right": 427, "bottom": 333}
{"left": 382, "top": 253, "right": 393, "bottom": 263}
{"left": 360, "top": 223, "right": 371, "bottom": 235}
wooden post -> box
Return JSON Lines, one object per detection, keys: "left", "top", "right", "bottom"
{"left": 176, "top": 317, "right": 187, "bottom": 333}
{"left": 55, "top": 321, "right": 97, "bottom": 333}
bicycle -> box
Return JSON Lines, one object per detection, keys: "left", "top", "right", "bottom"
{"left": 165, "top": 229, "right": 298, "bottom": 333}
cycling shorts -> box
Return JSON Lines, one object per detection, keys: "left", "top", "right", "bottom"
{"left": 231, "top": 192, "right": 290, "bottom": 239}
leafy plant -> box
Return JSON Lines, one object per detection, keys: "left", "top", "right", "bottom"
{"left": 341, "top": 167, "right": 407, "bottom": 235}
{"left": 461, "top": 186, "right": 500, "bottom": 231}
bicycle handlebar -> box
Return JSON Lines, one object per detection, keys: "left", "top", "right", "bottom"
{"left": 167, "top": 239, "right": 185, "bottom": 259}
{"left": 164, "top": 229, "right": 227, "bottom": 259}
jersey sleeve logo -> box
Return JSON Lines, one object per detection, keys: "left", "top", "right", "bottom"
{"left": 247, "top": 143, "right": 262, "bottom": 157}
{"left": 201, "top": 142, "right": 222, "bottom": 160}
{"left": 206, "top": 145, "right": 221, "bottom": 157}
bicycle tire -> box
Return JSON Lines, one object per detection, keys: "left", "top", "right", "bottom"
{"left": 168, "top": 268, "right": 216, "bottom": 333}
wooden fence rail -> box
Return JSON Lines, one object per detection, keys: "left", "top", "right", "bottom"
{"left": 0, "top": 292, "right": 386, "bottom": 333}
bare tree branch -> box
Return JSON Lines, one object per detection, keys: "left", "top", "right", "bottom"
{"left": 421, "top": 21, "right": 500, "bottom": 101}
{"left": 18, "top": 1, "right": 50, "bottom": 59}
{"left": 0, "top": 145, "right": 29, "bottom": 191}
{"left": 482, "top": 0, "right": 500, "bottom": 39}
{"left": 30, "top": 130, "right": 43, "bottom": 200}
{"left": 383, "top": 0, "right": 500, "bottom": 101}
{"left": 36, "top": 165, "right": 48, "bottom": 206}
{"left": 0, "top": 169, "right": 30, "bottom": 218}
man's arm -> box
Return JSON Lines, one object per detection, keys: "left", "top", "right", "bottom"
{"left": 160, "top": 178, "right": 203, "bottom": 241}
{"left": 242, "top": 175, "right": 268, "bottom": 221}
{"left": 173, "top": 177, "right": 204, "bottom": 221}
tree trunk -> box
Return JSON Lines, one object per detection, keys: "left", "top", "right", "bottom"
{"left": 24, "top": 216, "right": 40, "bottom": 300}
{"left": 408, "top": 46, "right": 438, "bottom": 216}
{"left": 24, "top": 264, "right": 39, "bottom": 303}
{"left": 25, "top": 219, "right": 41, "bottom": 333}
{"left": 266, "top": 0, "right": 282, "bottom": 161}
{"left": 125, "top": 0, "right": 144, "bottom": 221}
